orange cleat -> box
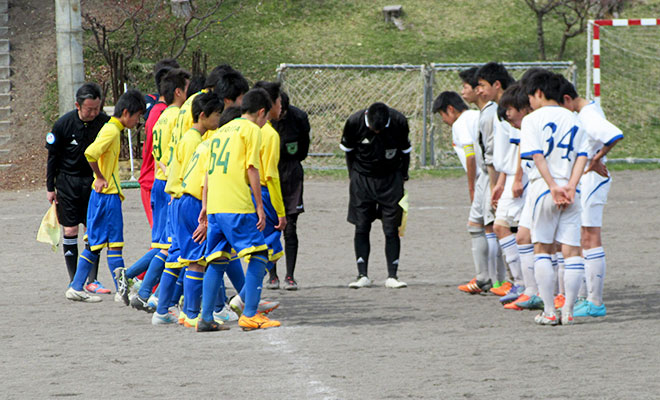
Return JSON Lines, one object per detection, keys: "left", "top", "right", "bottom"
{"left": 458, "top": 278, "right": 477, "bottom": 293}
{"left": 503, "top": 294, "right": 530, "bottom": 310}
{"left": 490, "top": 281, "right": 513, "bottom": 296}
{"left": 554, "top": 294, "right": 566, "bottom": 309}
{"left": 238, "top": 313, "right": 281, "bottom": 331}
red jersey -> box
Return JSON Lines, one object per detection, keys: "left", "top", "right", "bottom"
{"left": 139, "top": 101, "right": 167, "bottom": 189}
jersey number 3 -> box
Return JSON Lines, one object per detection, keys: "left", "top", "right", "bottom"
{"left": 209, "top": 137, "right": 231, "bottom": 174}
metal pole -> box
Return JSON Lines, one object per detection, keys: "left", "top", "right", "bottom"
{"left": 586, "top": 21, "right": 593, "bottom": 100}
{"left": 55, "top": 0, "right": 85, "bottom": 116}
{"left": 427, "top": 68, "right": 435, "bottom": 166}
{"left": 421, "top": 66, "right": 427, "bottom": 166}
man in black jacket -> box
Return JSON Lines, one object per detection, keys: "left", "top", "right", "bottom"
{"left": 46, "top": 82, "right": 110, "bottom": 293}
{"left": 340, "top": 102, "right": 411, "bottom": 289}
{"left": 269, "top": 92, "right": 310, "bottom": 290}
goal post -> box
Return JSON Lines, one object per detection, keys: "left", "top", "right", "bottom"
{"left": 586, "top": 18, "right": 660, "bottom": 159}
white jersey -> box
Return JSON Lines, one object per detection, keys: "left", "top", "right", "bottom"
{"left": 452, "top": 110, "right": 481, "bottom": 172}
{"left": 492, "top": 119, "right": 518, "bottom": 175}
{"left": 577, "top": 101, "right": 623, "bottom": 160}
{"left": 520, "top": 105, "right": 588, "bottom": 182}
{"left": 478, "top": 101, "right": 497, "bottom": 172}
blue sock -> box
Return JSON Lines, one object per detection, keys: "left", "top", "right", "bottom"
{"left": 200, "top": 260, "right": 227, "bottom": 322}
{"left": 126, "top": 248, "right": 160, "bottom": 279}
{"left": 243, "top": 255, "right": 268, "bottom": 317}
{"left": 214, "top": 278, "right": 227, "bottom": 313}
{"left": 138, "top": 251, "right": 166, "bottom": 299}
{"left": 156, "top": 268, "right": 179, "bottom": 314}
{"left": 184, "top": 269, "right": 204, "bottom": 319}
{"left": 106, "top": 250, "right": 125, "bottom": 290}
{"left": 170, "top": 266, "right": 186, "bottom": 308}
{"left": 226, "top": 258, "right": 245, "bottom": 293}
{"left": 71, "top": 249, "right": 99, "bottom": 291}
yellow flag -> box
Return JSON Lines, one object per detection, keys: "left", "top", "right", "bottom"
{"left": 36, "top": 203, "right": 60, "bottom": 251}
{"left": 398, "top": 190, "right": 409, "bottom": 237}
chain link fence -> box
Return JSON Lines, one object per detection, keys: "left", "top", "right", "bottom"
{"left": 277, "top": 62, "right": 577, "bottom": 169}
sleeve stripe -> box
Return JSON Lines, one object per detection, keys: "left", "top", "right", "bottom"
{"left": 339, "top": 143, "right": 353, "bottom": 152}
{"left": 509, "top": 138, "right": 520, "bottom": 144}
{"left": 604, "top": 134, "right": 624, "bottom": 147}
{"left": 520, "top": 150, "right": 542, "bottom": 160}
{"left": 401, "top": 146, "right": 413, "bottom": 154}
{"left": 577, "top": 152, "right": 588, "bottom": 157}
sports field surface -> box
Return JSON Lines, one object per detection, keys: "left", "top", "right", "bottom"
{"left": 2, "top": 170, "right": 659, "bottom": 399}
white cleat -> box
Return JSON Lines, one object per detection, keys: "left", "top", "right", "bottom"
{"left": 66, "top": 287, "right": 102, "bottom": 303}
{"left": 214, "top": 304, "right": 239, "bottom": 322}
{"left": 348, "top": 275, "right": 372, "bottom": 289}
{"left": 152, "top": 307, "right": 179, "bottom": 325}
{"left": 384, "top": 277, "right": 407, "bottom": 289}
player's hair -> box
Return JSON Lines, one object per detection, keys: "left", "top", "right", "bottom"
{"left": 205, "top": 64, "right": 235, "bottom": 89}
{"left": 240, "top": 88, "right": 272, "bottom": 115}
{"left": 218, "top": 106, "right": 242, "bottom": 127}
{"left": 187, "top": 74, "right": 206, "bottom": 98}
{"left": 524, "top": 70, "right": 564, "bottom": 103}
{"left": 113, "top": 89, "right": 146, "bottom": 117}
{"left": 153, "top": 58, "right": 180, "bottom": 91}
{"left": 253, "top": 81, "right": 281, "bottom": 104}
{"left": 192, "top": 92, "right": 223, "bottom": 123}
{"left": 476, "top": 62, "right": 514, "bottom": 90}
{"left": 366, "top": 102, "right": 390, "bottom": 132}
{"left": 432, "top": 91, "right": 468, "bottom": 114}
{"left": 458, "top": 67, "right": 479, "bottom": 89}
{"left": 280, "top": 91, "right": 290, "bottom": 114}
{"left": 75, "top": 82, "right": 102, "bottom": 105}
{"left": 557, "top": 75, "right": 578, "bottom": 102}
{"left": 498, "top": 82, "right": 529, "bottom": 112}
{"left": 519, "top": 67, "right": 547, "bottom": 88}
{"left": 160, "top": 68, "right": 191, "bottom": 105}
{"left": 497, "top": 103, "right": 508, "bottom": 122}
{"left": 215, "top": 70, "right": 250, "bottom": 102}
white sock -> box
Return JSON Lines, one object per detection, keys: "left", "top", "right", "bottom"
{"left": 497, "top": 250, "right": 507, "bottom": 284}
{"left": 500, "top": 235, "right": 522, "bottom": 286}
{"left": 551, "top": 253, "right": 558, "bottom": 296}
{"left": 533, "top": 253, "right": 556, "bottom": 316}
{"left": 486, "top": 233, "right": 499, "bottom": 284}
{"left": 578, "top": 275, "right": 587, "bottom": 298}
{"left": 518, "top": 244, "right": 536, "bottom": 296}
{"left": 563, "top": 256, "right": 585, "bottom": 315}
{"left": 469, "top": 230, "right": 489, "bottom": 282}
{"left": 556, "top": 252, "right": 565, "bottom": 295}
{"left": 584, "top": 247, "right": 606, "bottom": 306}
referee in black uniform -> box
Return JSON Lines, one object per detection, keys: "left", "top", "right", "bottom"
{"left": 46, "top": 82, "right": 110, "bottom": 293}
{"left": 340, "top": 102, "right": 412, "bottom": 289}
{"left": 269, "top": 92, "right": 310, "bottom": 290}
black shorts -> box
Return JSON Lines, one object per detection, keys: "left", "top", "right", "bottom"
{"left": 279, "top": 160, "right": 304, "bottom": 215}
{"left": 55, "top": 173, "right": 93, "bottom": 227}
{"left": 347, "top": 171, "right": 403, "bottom": 230}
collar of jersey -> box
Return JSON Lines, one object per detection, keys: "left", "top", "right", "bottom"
{"left": 109, "top": 116, "right": 124, "bottom": 131}
{"left": 364, "top": 111, "right": 390, "bottom": 129}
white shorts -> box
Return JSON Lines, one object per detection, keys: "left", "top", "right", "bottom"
{"left": 580, "top": 171, "right": 611, "bottom": 228}
{"left": 495, "top": 173, "right": 528, "bottom": 227}
{"left": 529, "top": 178, "right": 581, "bottom": 247}
{"left": 468, "top": 172, "right": 495, "bottom": 226}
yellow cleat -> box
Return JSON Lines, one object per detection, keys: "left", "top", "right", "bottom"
{"left": 238, "top": 313, "right": 281, "bottom": 331}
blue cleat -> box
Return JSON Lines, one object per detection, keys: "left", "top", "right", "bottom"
{"left": 574, "top": 301, "right": 606, "bottom": 317}
{"left": 573, "top": 298, "right": 588, "bottom": 314}
{"left": 499, "top": 284, "right": 524, "bottom": 304}
{"left": 516, "top": 294, "right": 544, "bottom": 310}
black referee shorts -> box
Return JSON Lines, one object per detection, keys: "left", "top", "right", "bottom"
{"left": 55, "top": 173, "right": 93, "bottom": 227}
{"left": 347, "top": 171, "right": 404, "bottom": 231}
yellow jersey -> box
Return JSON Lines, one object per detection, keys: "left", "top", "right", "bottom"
{"left": 165, "top": 127, "right": 203, "bottom": 197}
{"left": 172, "top": 89, "right": 211, "bottom": 144}
{"left": 152, "top": 105, "right": 180, "bottom": 181}
{"left": 206, "top": 118, "right": 262, "bottom": 214}
{"left": 259, "top": 121, "right": 286, "bottom": 217}
{"left": 181, "top": 139, "right": 210, "bottom": 201}
{"left": 84, "top": 117, "right": 125, "bottom": 201}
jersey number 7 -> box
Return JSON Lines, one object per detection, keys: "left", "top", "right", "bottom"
{"left": 209, "top": 137, "right": 231, "bottom": 174}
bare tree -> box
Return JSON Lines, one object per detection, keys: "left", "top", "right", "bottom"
{"left": 524, "top": 0, "right": 563, "bottom": 60}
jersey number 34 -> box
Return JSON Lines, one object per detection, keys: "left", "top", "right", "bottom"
{"left": 543, "top": 122, "right": 578, "bottom": 161}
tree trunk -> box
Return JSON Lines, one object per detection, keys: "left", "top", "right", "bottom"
{"left": 557, "top": 31, "right": 569, "bottom": 60}
{"left": 536, "top": 12, "right": 546, "bottom": 61}
{"left": 171, "top": 0, "right": 192, "bottom": 18}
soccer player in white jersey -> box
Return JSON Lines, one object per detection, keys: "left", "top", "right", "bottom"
{"left": 432, "top": 91, "right": 483, "bottom": 286}
{"left": 474, "top": 62, "right": 515, "bottom": 293}
{"left": 491, "top": 83, "right": 529, "bottom": 303}
{"left": 520, "top": 70, "right": 589, "bottom": 325}
{"left": 558, "top": 77, "right": 624, "bottom": 318}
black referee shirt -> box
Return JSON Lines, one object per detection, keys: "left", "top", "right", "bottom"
{"left": 46, "top": 110, "right": 110, "bottom": 191}
{"left": 340, "top": 107, "right": 412, "bottom": 178}
{"left": 273, "top": 105, "right": 311, "bottom": 163}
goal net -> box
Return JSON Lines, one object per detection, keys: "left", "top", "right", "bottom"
{"left": 587, "top": 19, "right": 660, "bottom": 159}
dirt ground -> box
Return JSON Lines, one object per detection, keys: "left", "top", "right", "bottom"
{"left": 1, "top": 171, "right": 659, "bottom": 399}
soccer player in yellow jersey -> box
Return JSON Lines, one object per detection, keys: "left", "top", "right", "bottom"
{"left": 65, "top": 90, "right": 145, "bottom": 303}
{"left": 198, "top": 88, "right": 280, "bottom": 332}
{"left": 127, "top": 69, "right": 190, "bottom": 311}
{"left": 152, "top": 92, "right": 224, "bottom": 325}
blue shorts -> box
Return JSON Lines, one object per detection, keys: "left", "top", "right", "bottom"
{"left": 205, "top": 213, "right": 267, "bottom": 262}
{"left": 177, "top": 194, "right": 207, "bottom": 266}
{"left": 86, "top": 191, "right": 123, "bottom": 251}
{"left": 252, "top": 187, "right": 283, "bottom": 261}
{"left": 150, "top": 179, "right": 170, "bottom": 249}
{"left": 165, "top": 197, "right": 181, "bottom": 268}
